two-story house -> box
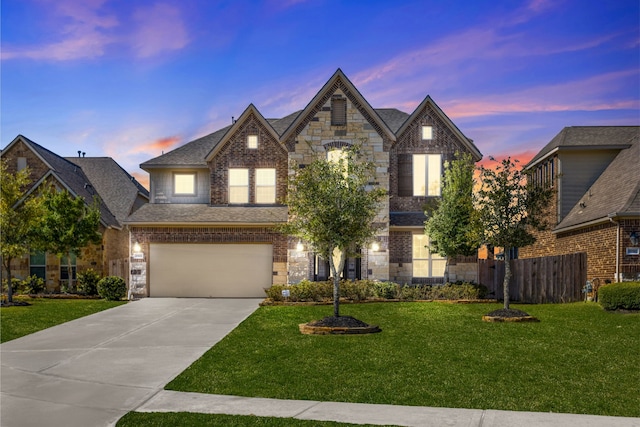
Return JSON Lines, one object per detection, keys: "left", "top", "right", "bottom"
{"left": 1, "top": 135, "right": 149, "bottom": 291}
{"left": 126, "top": 69, "right": 482, "bottom": 298}
{"left": 521, "top": 126, "right": 640, "bottom": 282}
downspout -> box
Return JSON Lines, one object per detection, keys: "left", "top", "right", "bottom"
{"left": 609, "top": 217, "right": 620, "bottom": 282}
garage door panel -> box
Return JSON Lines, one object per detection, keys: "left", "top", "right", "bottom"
{"left": 150, "top": 243, "right": 272, "bottom": 297}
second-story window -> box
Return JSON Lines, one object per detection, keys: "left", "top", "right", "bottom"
{"left": 229, "top": 168, "right": 249, "bottom": 203}
{"left": 247, "top": 134, "right": 258, "bottom": 149}
{"left": 256, "top": 168, "right": 276, "bottom": 204}
{"left": 421, "top": 125, "right": 433, "bottom": 140}
{"left": 17, "top": 157, "right": 27, "bottom": 171}
{"left": 413, "top": 154, "right": 441, "bottom": 196}
{"left": 174, "top": 173, "right": 196, "bottom": 195}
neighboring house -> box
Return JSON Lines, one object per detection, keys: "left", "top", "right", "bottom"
{"left": 126, "top": 69, "right": 482, "bottom": 298}
{"left": 0, "top": 135, "right": 149, "bottom": 291}
{"left": 521, "top": 126, "right": 640, "bottom": 282}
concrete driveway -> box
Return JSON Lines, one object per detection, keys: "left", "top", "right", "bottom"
{"left": 0, "top": 298, "right": 262, "bottom": 427}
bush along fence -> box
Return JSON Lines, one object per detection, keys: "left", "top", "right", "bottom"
{"left": 264, "top": 279, "right": 489, "bottom": 303}
{"left": 478, "top": 252, "right": 587, "bottom": 303}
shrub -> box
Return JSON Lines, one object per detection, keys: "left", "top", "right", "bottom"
{"left": 1, "top": 278, "right": 24, "bottom": 295}
{"left": 97, "top": 276, "right": 127, "bottom": 301}
{"left": 599, "top": 282, "right": 640, "bottom": 311}
{"left": 371, "top": 281, "right": 398, "bottom": 299}
{"left": 77, "top": 269, "right": 101, "bottom": 296}
{"left": 23, "top": 275, "right": 46, "bottom": 294}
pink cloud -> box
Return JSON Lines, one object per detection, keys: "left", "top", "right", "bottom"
{"left": 130, "top": 136, "right": 182, "bottom": 154}
{"left": 132, "top": 3, "right": 189, "bottom": 58}
{"left": 131, "top": 171, "right": 149, "bottom": 191}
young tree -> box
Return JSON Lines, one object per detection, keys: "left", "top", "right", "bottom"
{"left": 0, "top": 160, "right": 44, "bottom": 303}
{"left": 282, "top": 146, "right": 386, "bottom": 318}
{"left": 39, "top": 189, "right": 102, "bottom": 292}
{"left": 425, "top": 152, "right": 481, "bottom": 281}
{"left": 476, "top": 157, "right": 553, "bottom": 311}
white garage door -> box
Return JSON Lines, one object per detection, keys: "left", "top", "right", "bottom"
{"left": 149, "top": 243, "right": 273, "bottom": 297}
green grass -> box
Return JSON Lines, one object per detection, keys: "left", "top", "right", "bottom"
{"left": 117, "top": 413, "right": 398, "bottom": 426}
{"left": 1, "top": 297, "right": 126, "bottom": 343}
{"left": 166, "top": 302, "right": 640, "bottom": 417}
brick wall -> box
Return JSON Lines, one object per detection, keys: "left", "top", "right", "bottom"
{"left": 209, "top": 113, "right": 288, "bottom": 205}
{"left": 1, "top": 139, "right": 50, "bottom": 184}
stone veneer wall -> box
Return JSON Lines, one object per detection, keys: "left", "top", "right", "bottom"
{"left": 129, "top": 226, "right": 289, "bottom": 290}
{"left": 2, "top": 139, "right": 50, "bottom": 184}
{"left": 286, "top": 86, "right": 390, "bottom": 283}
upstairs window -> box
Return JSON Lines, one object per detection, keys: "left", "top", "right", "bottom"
{"left": 256, "top": 168, "right": 276, "bottom": 204}
{"left": 421, "top": 125, "right": 433, "bottom": 140}
{"left": 174, "top": 173, "right": 196, "bottom": 195}
{"left": 413, "top": 154, "right": 441, "bottom": 196}
{"left": 331, "top": 96, "right": 347, "bottom": 126}
{"left": 247, "top": 134, "right": 258, "bottom": 149}
{"left": 17, "top": 157, "right": 27, "bottom": 171}
{"left": 229, "top": 168, "right": 249, "bottom": 203}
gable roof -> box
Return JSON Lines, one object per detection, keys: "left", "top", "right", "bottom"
{"left": 1, "top": 135, "right": 120, "bottom": 228}
{"left": 526, "top": 126, "right": 638, "bottom": 168}
{"left": 555, "top": 134, "right": 640, "bottom": 232}
{"left": 126, "top": 204, "right": 288, "bottom": 225}
{"left": 396, "top": 95, "right": 482, "bottom": 161}
{"left": 280, "top": 68, "right": 397, "bottom": 144}
{"left": 205, "top": 104, "right": 283, "bottom": 162}
{"left": 65, "top": 157, "right": 149, "bottom": 224}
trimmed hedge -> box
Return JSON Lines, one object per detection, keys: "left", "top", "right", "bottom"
{"left": 97, "top": 276, "right": 127, "bottom": 301}
{"left": 265, "top": 279, "right": 488, "bottom": 303}
{"left": 599, "top": 282, "right": 640, "bottom": 311}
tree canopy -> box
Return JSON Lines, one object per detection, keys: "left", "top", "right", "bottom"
{"left": 476, "top": 157, "right": 554, "bottom": 309}
{"left": 0, "top": 160, "right": 44, "bottom": 302}
{"left": 281, "top": 145, "right": 386, "bottom": 317}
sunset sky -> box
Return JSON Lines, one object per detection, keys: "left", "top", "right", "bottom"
{"left": 2, "top": 0, "right": 638, "bottom": 189}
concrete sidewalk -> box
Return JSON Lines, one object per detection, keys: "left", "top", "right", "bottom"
{"left": 136, "top": 390, "right": 640, "bottom": 427}
{"left": 2, "top": 298, "right": 638, "bottom": 427}
{"left": 1, "top": 298, "right": 263, "bottom": 427}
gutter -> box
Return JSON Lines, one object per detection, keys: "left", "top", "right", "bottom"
{"left": 609, "top": 217, "right": 620, "bottom": 282}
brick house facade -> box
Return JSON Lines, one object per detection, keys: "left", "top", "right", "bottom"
{"left": 126, "top": 69, "right": 482, "bottom": 298}
{"left": 520, "top": 126, "right": 640, "bottom": 282}
{"left": 1, "top": 135, "right": 149, "bottom": 292}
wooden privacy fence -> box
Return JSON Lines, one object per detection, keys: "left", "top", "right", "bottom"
{"left": 478, "top": 252, "right": 586, "bottom": 303}
{"left": 109, "top": 258, "right": 129, "bottom": 285}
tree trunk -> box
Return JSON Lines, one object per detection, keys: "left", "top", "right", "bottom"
{"left": 503, "top": 247, "right": 511, "bottom": 310}
{"left": 67, "top": 252, "right": 73, "bottom": 293}
{"left": 444, "top": 258, "right": 450, "bottom": 284}
{"left": 4, "top": 258, "right": 14, "bottom": 303}
{"left": 329, "top": 247, "right": 346, "bottom": 317}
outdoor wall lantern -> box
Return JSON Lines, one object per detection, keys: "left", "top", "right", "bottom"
{"left": 296, "top": 241, "right": 304, "bottom": 252}
{"left": 133, "top": 242, "right": 142, "bottom": 253}
{"left": 630, "top": 231, "right": 639, "bottom": 246}
{"left": 371, "top": 242, "right": 380, "bottom": 252}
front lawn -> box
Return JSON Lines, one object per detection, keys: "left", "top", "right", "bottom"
{"left": 1, "top": 297, "right": 126, "bottom": 343}
{"left": 166, "top": 302, "right": 639, "bottom": 417}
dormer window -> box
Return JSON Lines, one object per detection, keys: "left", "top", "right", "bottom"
{"left": 331, "top": 96, "right": 347, "bottom": 126}
{"left": 421, "top": 125, "right": 433, "bottom": 140}
{"left": 247, "top": 134, "right": 258, "bottom": 149}
{"left": 174, "top": 173, "right": 196, "bottom": 195}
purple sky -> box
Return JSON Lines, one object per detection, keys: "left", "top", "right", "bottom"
{"left": 2, "top": 0, "right": 638, "bottom": 189}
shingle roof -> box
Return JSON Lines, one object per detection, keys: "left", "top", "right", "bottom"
{"left": 126, "top": 204, "right": 288, "bottom": 225}
{"left": 14, "top": 136, "right": 120, "bottom": 228}
{"left": 556, "top": 135, "right": 640, "bottom": 231}
{"left": 390, "top": 212, "right": 427, "bottom": 227}
{"left": 527, "top": 126, "right": 638, "bottom": 168}
{"left": 376, "top": 108, "right": 410, "bottom": 134}
{"left": 65, "top": 157, "right": 149, "bottom": 224}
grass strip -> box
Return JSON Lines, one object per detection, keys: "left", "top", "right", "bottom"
{"left": 117, "top": 412, "right": 398, "bottom": 426}
{"left": 166, "top": 302, "right": 639, "bottom": 417}
{"left": 1, "top": 297, "right": 126, "bottom": 343}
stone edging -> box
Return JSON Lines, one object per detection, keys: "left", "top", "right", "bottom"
{"left": 482, "top": 315, "right": 540, "bottom": 323}
{"left": 299, "top": 323, "right": 382, "bottom": 335}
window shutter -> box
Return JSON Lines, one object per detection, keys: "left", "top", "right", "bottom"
{"left": 398, "top": 154, "right": 412, "bottom": 196}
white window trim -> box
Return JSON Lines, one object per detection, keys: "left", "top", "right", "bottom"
{"left": 413, "top": 154, "right": 442, "bottom": 196}
{"left": 421, "top": 125, "right": 433, "bottom": 140}
{"left": 412, "top": 233, "right": 446, "bottom": 278}
{"left": 173, "top": 172, "right": 197, "bottom": 196}
{"left": 255, "top": 168, "right": 276, "bottom": 204}
{"left": 247, "top": 134, "right": 258, "bottom": 149}
{"left": 229, "top": 168, "right": 249, "bottom": 204}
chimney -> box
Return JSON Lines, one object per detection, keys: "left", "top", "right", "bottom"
{"left": 78, "top": 150, "right": 81, "bottom": 158}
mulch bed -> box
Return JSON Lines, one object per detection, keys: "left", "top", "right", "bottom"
{"left": 482, "top": 308, "right": 540, "bottom": 322}
{"left": 300, "top": 315, "right": 382, "bottom": 335}
{"left": 1, "top": 300, "right": 32, "bottom": 307}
